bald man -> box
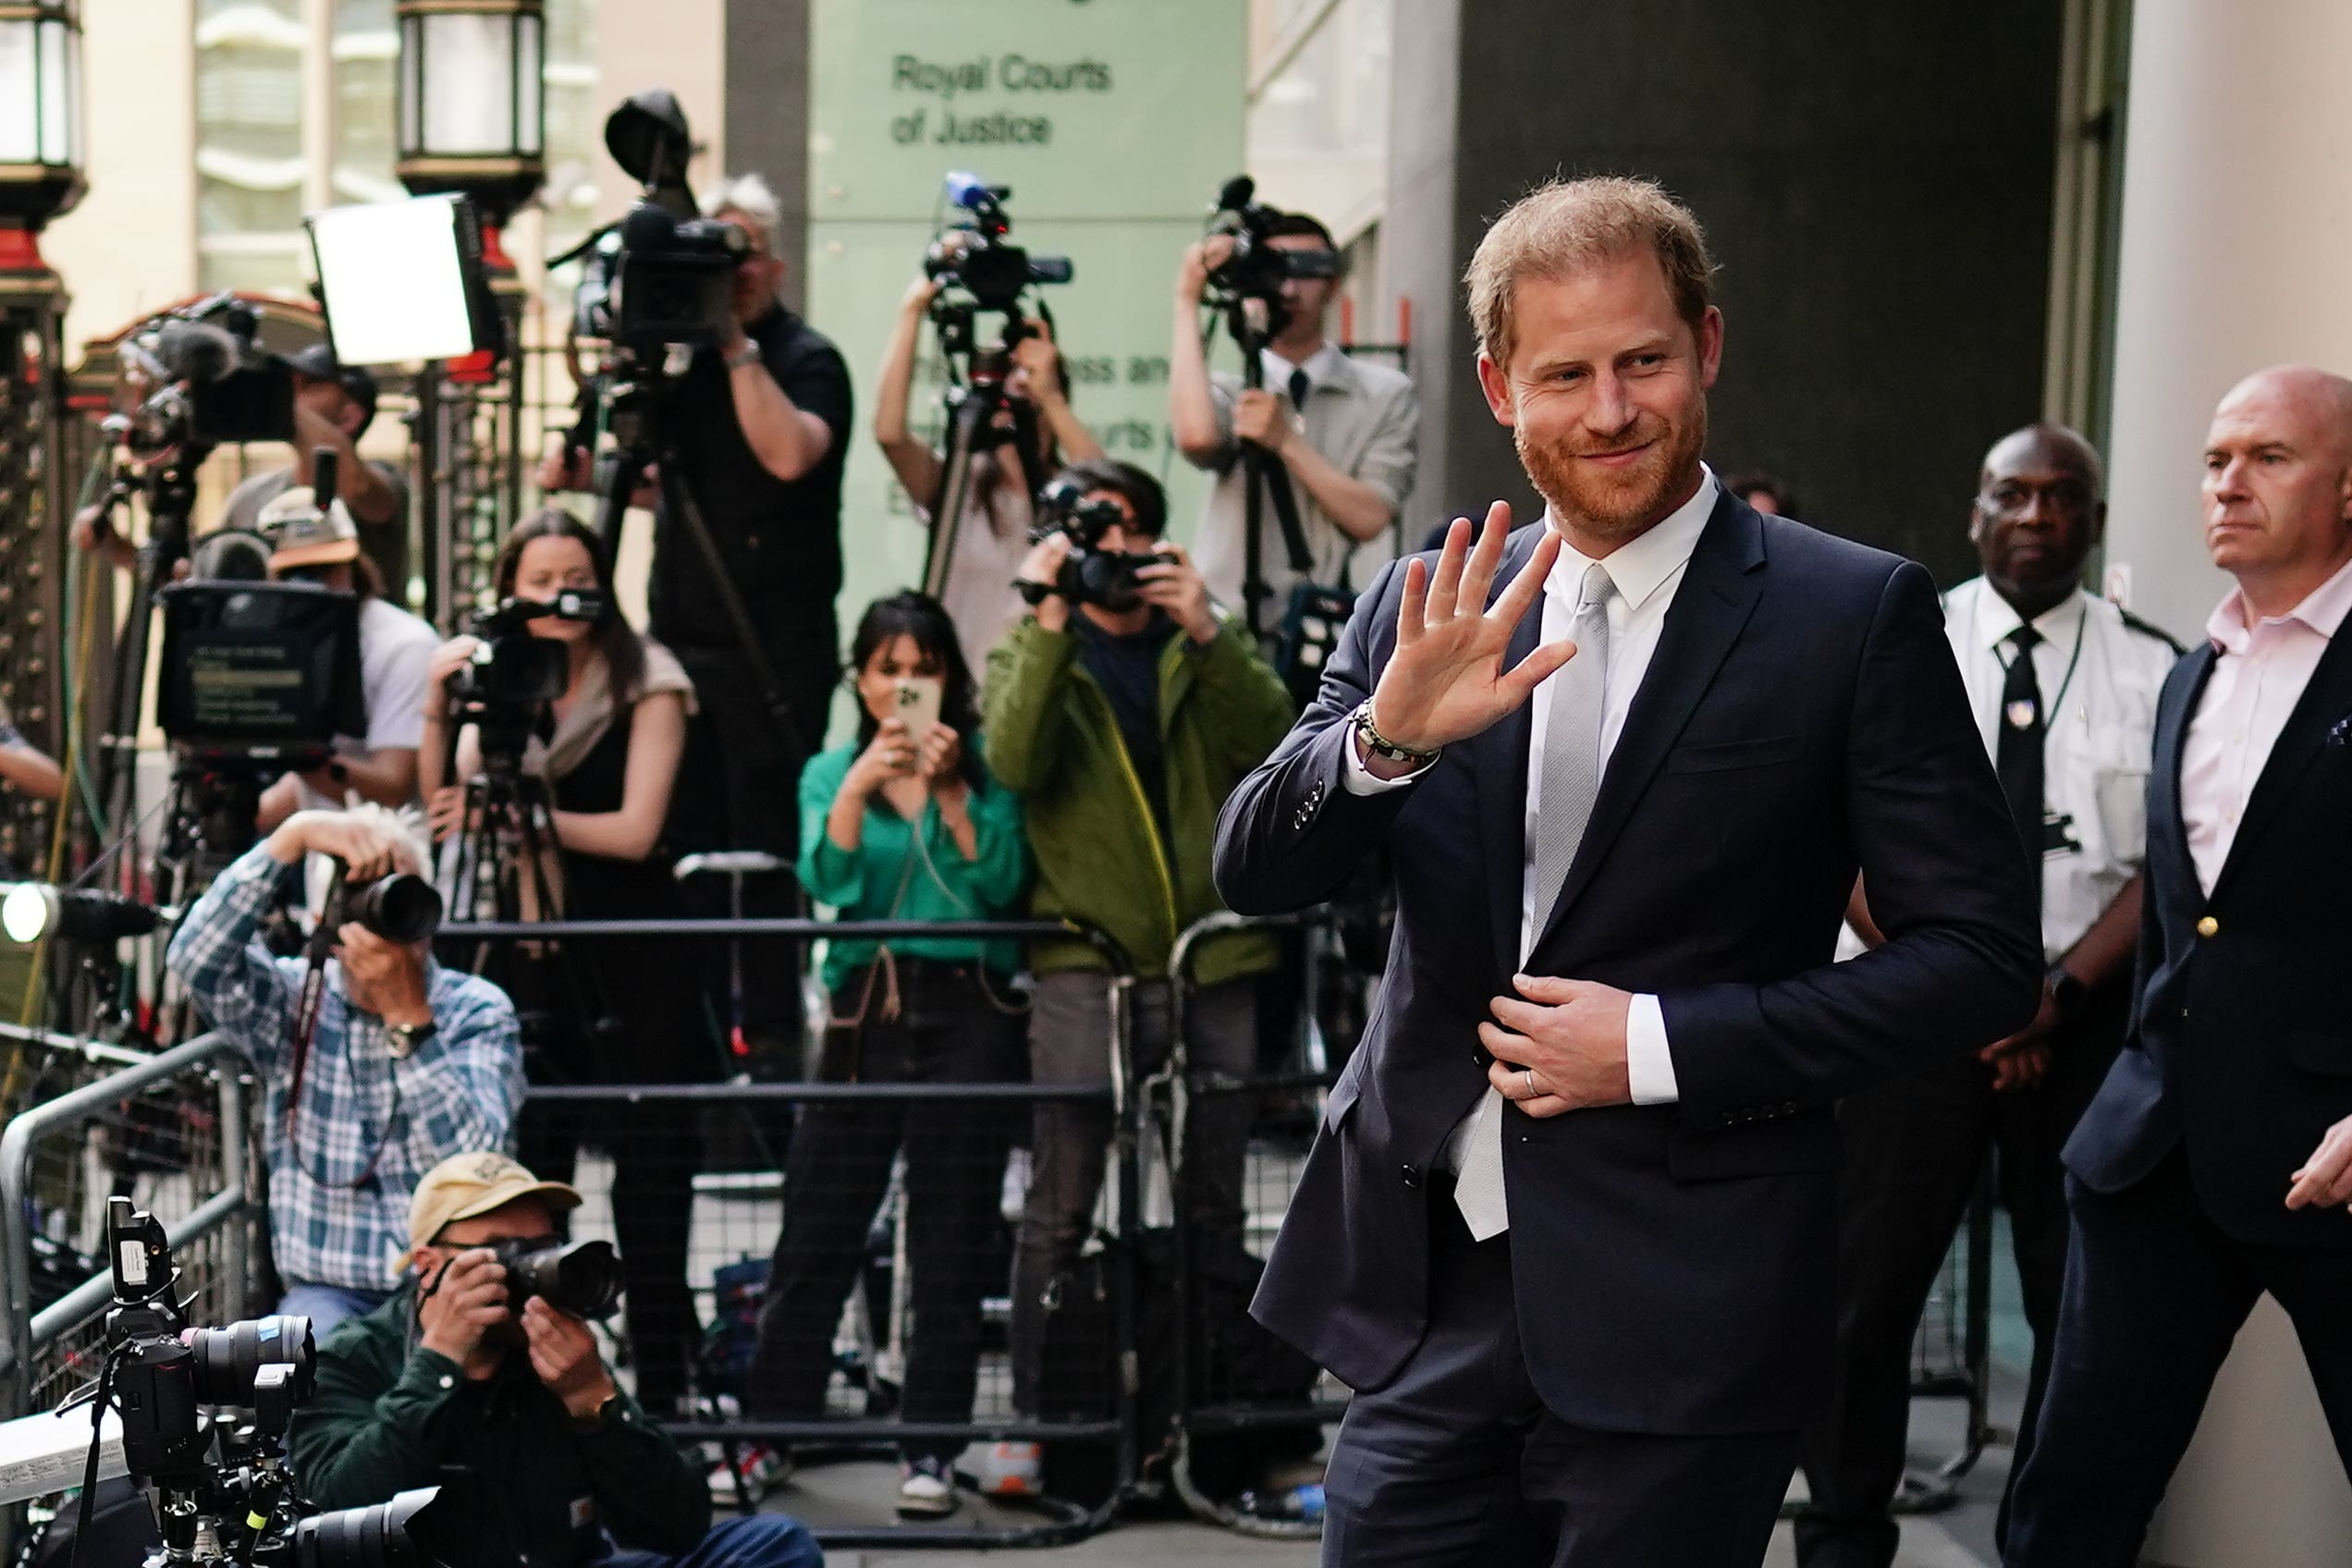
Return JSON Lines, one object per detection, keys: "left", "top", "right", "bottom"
{"left": 1799, "top": 425, "right": 2179, "bottom": 1568}
{"left": 2005, "top": 368, "right": 2352, "bottom": 1566}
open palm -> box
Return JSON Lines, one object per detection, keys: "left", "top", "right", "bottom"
{"left": 1369, "top": 501, "right": 1577, "bottom": 753}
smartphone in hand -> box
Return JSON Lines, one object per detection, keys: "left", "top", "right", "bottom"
{"left": 894, "top": 676, "right": 944, "bottom": 753}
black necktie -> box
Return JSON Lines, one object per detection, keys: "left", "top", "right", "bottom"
{"left": 1288, "top": 366, "right": 1311, "bottom": 416}
{"left": 1995, "top": 624, "right": 2045, "bottom": 894}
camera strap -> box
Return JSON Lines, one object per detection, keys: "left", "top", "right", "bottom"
{"left": 285, "top": 864, "right": 344, "bottom": 1132}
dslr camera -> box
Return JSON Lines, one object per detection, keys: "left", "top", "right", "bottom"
{"left": 444, "top": 589, "right": 606, "bottom": 769}
{"left": 924, "top": 172, "right": 1072, "bottom": 314}
{"left": 118, "top": 294, "right": 299, "bottom": 458}
{"left": 74, "top": 1196, "right": 444, "bottom": 1568}
{"left": 1203, "top": 175, "right": 1340, "bottom": 315}
{"left": 484, "top": 1237, "right": 625, "bottom": 1321}
{"left": 1020, "top": 476, "right": 1171, "bottom": 614}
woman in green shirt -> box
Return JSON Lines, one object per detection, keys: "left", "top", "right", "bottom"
{"left": 745, "top": 591, "right": 1029, "bottom": 1518}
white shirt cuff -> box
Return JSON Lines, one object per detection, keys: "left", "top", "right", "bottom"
{"left": 1340, "top": 729, "right": 1432, "bottom": 795}
{"left": 1624, "top": 993, "right": 1679, "bottom": 1106}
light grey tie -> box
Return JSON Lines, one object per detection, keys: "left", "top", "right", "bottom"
{"left": 1453, "top": 560, "right": 1613, "bottom": 1239}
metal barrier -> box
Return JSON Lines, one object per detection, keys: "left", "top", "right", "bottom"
{"left": 0, "top": 1030, "right": 258, "bottom": 1416}
{"left": 436, "top": 914, "right": 1143, "bottom": 1550}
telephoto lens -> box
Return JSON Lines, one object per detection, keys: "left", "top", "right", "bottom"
{"left": 294, "top": 1486, "right": 442, "bottom": 1568}
{"left": 184, "top": 1314, "right": 316, "bottom": 1406}
{"left": 487, "top": 1238, "right": 625, "bottom": 1320}
{"left": 349, "top": 874, "right": 443, "bottom": 944}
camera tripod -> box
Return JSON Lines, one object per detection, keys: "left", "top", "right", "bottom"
{"left": 1211, "top": 294, "right": 1316, "bottom": 642}
{"left": 919, "top": 307, "right": 1052, "bottom": 603}
{"left": 92, "top": 447, "right": 208, "bottom": 871}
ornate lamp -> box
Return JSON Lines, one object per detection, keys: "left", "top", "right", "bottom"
{"left": 395, "top": 0, "right": 545, "bottom": 265}
{"left": 0, "top": 0, "right": 85, "bottom": 279}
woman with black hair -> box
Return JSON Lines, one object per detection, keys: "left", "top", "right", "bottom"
{"left": 418, "top": 506, "right": 711, "bottom": 1415}
{"left": 741, "top": 590, "right": 1029, "bottom": 1519}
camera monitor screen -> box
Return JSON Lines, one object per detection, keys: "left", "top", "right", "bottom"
{"left": 307, "top": 194, "right": 501, "bottom": 366}
{"left": 155, "top": 582, "right": 365, "bottom": 752}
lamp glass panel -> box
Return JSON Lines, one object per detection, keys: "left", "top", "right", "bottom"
{"left": 398, "top": 14, "right": 420, "bottom": 153}
{"left": 37, "top": 18, "right": 71, "bottom": 165}
{"left": 419, "top": 13, "right": 514, "bottom": 156}
{"left": 516, "top": 13, "right": 542, "bottom": 155}
{"left": 0, "top": 23, "right": 35, "bottom": 164}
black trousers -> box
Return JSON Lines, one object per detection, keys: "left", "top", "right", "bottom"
{"left": 747, "top": 959, "right": 1025, "bottom": 1462}
{"left": 2003, "top": 1151, "right": 2352, "bottom": 1567}
{"left": 1795, "top": 991, "right": 2123, "bottom": 1568}
{"left": 1320, "top": 1177, "right": 1798, "bottom": 1568}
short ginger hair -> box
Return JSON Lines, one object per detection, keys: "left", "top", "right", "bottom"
{"left": 1464, "top": 176, "right": 1715, "bottom": 367}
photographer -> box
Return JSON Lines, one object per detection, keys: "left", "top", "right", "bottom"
{"left": 742, "top": 591, "right": 1027, "bottom": 1517}
{"left": 219, "top": 346, "right": 410, "bottom": 595}
{"left": 418, "top": 508, "right": 709, "bottom": 1414}
{"left": 982, "top": 459, "right": 1294, "bottom": 1472}
{"left": 541, "top": 171, "right": 852, "bottom": 1060}
{"left": 288, "top": 1151, "right": 820, "bottom": 1568}
{"left": 874, "top": 272, "right": 1100, "bottom": 674}
{"left": 1170, "top": 210, "right": 1418, "bottom": 619}
{"left": 253, "top": 489, "right": 440, "bottom": 828}
{"left": 167, "top": 806, "right": 524, "bottom": 1331}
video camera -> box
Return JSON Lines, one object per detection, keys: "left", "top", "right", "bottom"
{"left": 443, "top": 589, "right": 606, "bottom": 769}
{"left": 1203, "top": 175, "right": 1340, "bottom": 325}
{"left": 38, "top": 1196, "right": 446, "bottom": 1568}
{"left": 925, "top": 172, "right": 1072, "bottom": 314}
{"left": 568, "top": 90, "right": 746, "bottom": 356}
{"left": 116, "top": 295, "right": 298, "bottom": 458}
{"left": 1020, "top": 475, "right": 1170, "bottom": 613}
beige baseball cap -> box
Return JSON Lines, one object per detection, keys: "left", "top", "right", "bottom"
{"left": 406, "top": 1151, "right": 582, "bottom": 1259}
{"left": 257, "top": 484, "right": 361, "bottom": 570}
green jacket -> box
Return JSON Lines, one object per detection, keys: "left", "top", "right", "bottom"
{"left": 287, "top": 1287, "right": 709, "bottom": 1568}
{"left": 984, "top": 615, "right": 1295, "bottom": 986}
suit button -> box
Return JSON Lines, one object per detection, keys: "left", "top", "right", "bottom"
{"left": 1782, "top": 1102, "right": 1798, "bottom": 1115}
{"left": 1401, "top": 1165, "right": 1421, "bottom": 1189}
{"left": 2197, "top": 915, "right": 2219, "bottom": 937}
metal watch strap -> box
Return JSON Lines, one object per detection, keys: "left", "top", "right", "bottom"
{"left": 1353, "top": 700, "right": 1440, "bottom": 766}
{"left": 725, "top": 338, "right": 761, "bottom": 369}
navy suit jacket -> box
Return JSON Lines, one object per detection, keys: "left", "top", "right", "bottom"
{"left": 2064, "top": 624, "right": 2352, "bottom": 1247}
{"left": 1213, "top": 494, "right": 2042, "bottom": 1435}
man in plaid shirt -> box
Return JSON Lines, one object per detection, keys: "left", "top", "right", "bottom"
{"left": 170, "top": 805, "right": 524, "bottom": 1332}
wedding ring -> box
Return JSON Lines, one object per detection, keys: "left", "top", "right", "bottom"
{"left": 1520, "top": 1067, "right": 1536, "bottom": 1095}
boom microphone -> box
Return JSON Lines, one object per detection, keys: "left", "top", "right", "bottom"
{"left": 312, "top": 448, "right": 339, "bottom": 511}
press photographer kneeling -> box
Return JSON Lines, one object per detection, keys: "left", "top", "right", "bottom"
{"left": 168, "top": 806, "right": 525, "bottom": 1332}
{"left": 288, "top": 1152, "right": 820, "bottom": 1568}
{"left": 420, "top": 508, "right": 709, "bottom": 1415}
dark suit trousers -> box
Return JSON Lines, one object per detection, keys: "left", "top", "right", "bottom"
{"left": 1796, "top": 992, "right": 2122, "bottom": 1568}
{"left": 1320, "top": 1177, "right": 1798, "bottom": 1568}
{"left": 2003, "top": 1151, "right": 2352, "bottom": 1567}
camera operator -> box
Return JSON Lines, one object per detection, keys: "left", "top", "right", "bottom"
{"left": 541, "top": 171, "right": 852, "bottom": 1060}
{"left": 219, "top": 346, "right": 410, "bottom": 595}
{"left": 288, "top": 1151, "right": 820, "bottom": 1568}
{"left": 168, "top": 806, "right": 525, "bottom": 1332}
{"left": 741, "top": 591, "right": 1027, "bottom": 1517}
{"left": 875, "top": 270, "right": 1101, "bottom": 675}
{"left": 418, "top": 508, "right": 709, "bottom": 1414}
{"left": 983, "top": 459, "right": 1295, "bottom": 1482}
{"left": 251, "top": 488, "right": 440, "bottom": 829}
{"left": 1170, "top": 210, "right": 1419, "bottom": 617}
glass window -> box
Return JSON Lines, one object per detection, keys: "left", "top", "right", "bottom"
{"left": 196, "top": 1, "right": 306, "bottom": 292}
{"left": 539, "top": 0, "right": 601, "bottom": 312}
{"left": 332, "top": 0, "right": 401, "bottom": 204}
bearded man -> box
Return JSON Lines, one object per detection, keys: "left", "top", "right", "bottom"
{"left": 1212, "top": 177, "right": 2042, "bottom": 1567}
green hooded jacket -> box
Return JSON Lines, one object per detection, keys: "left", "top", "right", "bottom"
{"left": 983, "top": 615, "right": 1295, "bottom": 986}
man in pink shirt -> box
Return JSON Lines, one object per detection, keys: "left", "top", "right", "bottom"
{"left": 2006, "top": 365, "right": 2352, "bottom": 1566}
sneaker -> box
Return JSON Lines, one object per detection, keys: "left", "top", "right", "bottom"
{"left": 707, "top": 1443, "right": 790, "bottom": 1505}
{"left": 896, "top": 1455, "right": 960, "bottom": 1518}
{"left": 974, "top": 1439, "right": 1042, "bottom": 1498}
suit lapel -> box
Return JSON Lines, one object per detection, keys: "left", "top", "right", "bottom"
{"left": 2211, "top": 627, "right": 2352, "bottom": 898}
{"left": 2149, "top": 643, "right": 2214, "bottom": 901}
{"left": 1472, "top": 526, "right": 1548, "bottom": 979}
{"left": 1533, "top": 494, "right": 1767, "bottom": 953}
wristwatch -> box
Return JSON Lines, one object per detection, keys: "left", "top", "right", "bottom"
{"left": 384, "top": 1017, "right": 437, "bottom": 1059}
{"left": 2045, "top": 964, "right": 2089, "bottom": 1019}
{"left": 1351, "top": 700, "right": 1441, "bottom": 769}
{"left": 724, "top": 337, "right": 762, "bottom": 370}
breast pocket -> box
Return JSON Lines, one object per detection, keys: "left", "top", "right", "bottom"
{"left": 1662, "top": 733, "right": 1807, "bottom": 775}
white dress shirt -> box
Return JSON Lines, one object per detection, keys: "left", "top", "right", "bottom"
{"left": 2181, "top": 552, "right": 2352, "bottom": 894}
{"left": 1942, "top": 580, "right": 2176, "bottom": 959}
{"left": 1344, "top": 468, "right": 1722, "bottom": 1136}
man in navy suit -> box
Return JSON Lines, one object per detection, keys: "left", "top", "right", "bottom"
{"left": 1213, "top": 176, "right": 2042, "bottom": 1566}
{"left": 2004, "top": 366, "right": 2352, "bottom": 1566}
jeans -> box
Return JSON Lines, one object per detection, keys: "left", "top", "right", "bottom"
{"left": 599, "top": 1514, "right": 821, "bottom": 1568}
{"left": 276, "top": 1282, "right": 393, "bottom": 1336}
{"left": 749, "top": 958, "right": 1026, "bottom": 1462}
{"left": 1010, "top": 973, "right": 1256, "bottom": 1415}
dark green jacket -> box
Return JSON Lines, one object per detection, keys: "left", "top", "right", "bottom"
{"left": 287, "top": 1287, "right": 709, "bottom": 1568}
{"left": 984, "top": 615, "right": 1294, "bottom": 986}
